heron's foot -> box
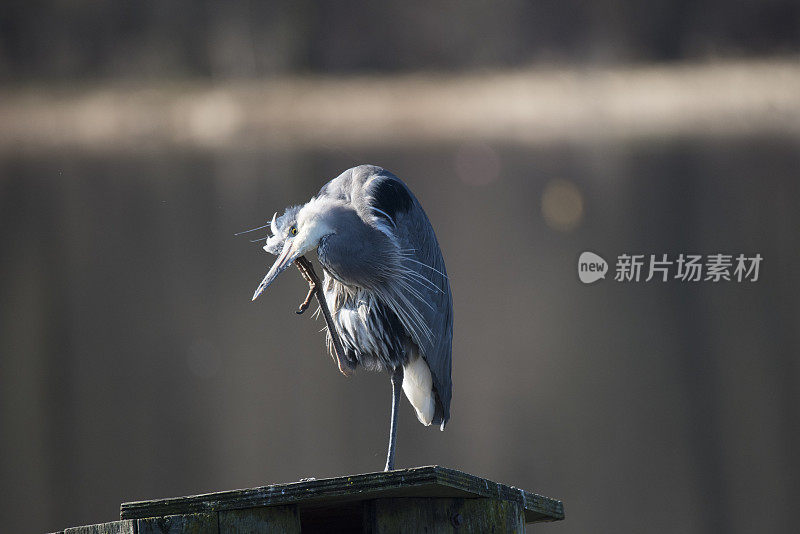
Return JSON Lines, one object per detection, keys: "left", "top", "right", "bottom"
{"left": 296, "top": 281, "right": 316, "bottom": 315}
{"left": 384, "top": 452, "right": 396, "bottom": 471}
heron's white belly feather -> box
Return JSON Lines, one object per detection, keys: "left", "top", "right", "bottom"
{"left": 338, "top": 306, "right": 382, "bottom": 357}
{"left": 327, "top": 281, "right": 436, "bottom": 426}
{"left": 402, "top": 353, "right": 435, "bottom": 426}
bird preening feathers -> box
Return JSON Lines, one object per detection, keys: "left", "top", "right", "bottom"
{"left": 250, "top": 165, "right": 453, "bottom": 471}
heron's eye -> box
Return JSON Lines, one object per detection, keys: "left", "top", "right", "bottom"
{"left": 289, "top": 226, "right": 298, "bottom": 236}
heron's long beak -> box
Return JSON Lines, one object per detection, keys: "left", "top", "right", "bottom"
{"left": 252, "top": 243, "right": 299, "bottom": 301}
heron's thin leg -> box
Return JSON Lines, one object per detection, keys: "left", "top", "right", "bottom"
{"left": 384, "top": 366, "right": 404, "bottom": 471}
{"left": 294, "top": 256, "right": 355, "bottom": 377}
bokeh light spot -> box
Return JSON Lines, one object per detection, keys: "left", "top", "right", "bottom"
{"left": 541, "top": 179, "right": 584, "bottom": 232}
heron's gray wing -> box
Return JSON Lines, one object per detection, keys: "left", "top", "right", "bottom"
{"left": 317, "top": 165, "right": 453, "bottom": 425}
{"left": 364, "top": 170, "right": 453, "bottom": 426}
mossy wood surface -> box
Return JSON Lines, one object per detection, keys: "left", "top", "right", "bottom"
{"left": 119, "top": 466, "right": 564, "bottom": 524}
{"left": 61, "top": 520, "right": 136, "bottom": 534}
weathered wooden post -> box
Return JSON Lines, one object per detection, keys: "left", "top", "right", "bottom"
{"left": 55, "top": 466, "right": 564, "bottom": 533}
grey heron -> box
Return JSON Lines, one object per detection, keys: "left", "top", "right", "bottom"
{"left": 251, "top": 165, "right": 452, "bottom": 471}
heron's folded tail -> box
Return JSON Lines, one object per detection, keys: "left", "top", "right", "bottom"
{"left": 402, "top": 354, "right": 436, "bottom": 426}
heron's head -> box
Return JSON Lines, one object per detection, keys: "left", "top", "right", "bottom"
{"left": 252, "top": 197, "right": 338, "bottom": 301}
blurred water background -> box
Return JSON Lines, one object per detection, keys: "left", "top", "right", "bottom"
{"left": 1, "top": 2, "right": 799, "bottom": 533}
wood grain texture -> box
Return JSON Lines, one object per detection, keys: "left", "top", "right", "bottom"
{"left": 120, "top": 466, "right": 564, "bottom": 524}
{"left": 218, "top": 505, "right": 300, "bottom": 533}
{"left": 64, "top": 520, "right": 136, "bottom": 534}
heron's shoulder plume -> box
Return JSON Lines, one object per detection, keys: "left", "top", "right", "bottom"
{"left": 368, "top": 174, "right": 413, "bottom": 222}
{"left": 339, "top": 166, "right": 415, "bottom": 233}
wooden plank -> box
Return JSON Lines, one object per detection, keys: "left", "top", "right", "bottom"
{"left": 65, "top": 520, "right": 136, "bottom": 534}
{"left": 137, "top": 513, "right": 218, "bottom": 534}
{"left": 218, "top": 505, "right": 300, "bottom": 533}
{"left": 367, "top": 497, "right": 525, "bottom": 534}
{"left": 120, "top": 466, "right": 564, "bottom": 524}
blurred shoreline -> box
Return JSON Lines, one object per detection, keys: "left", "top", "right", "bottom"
{"left": 2, "top": 58, "right": 799, "bottom": 154}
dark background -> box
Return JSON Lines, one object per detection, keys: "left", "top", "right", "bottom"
{"left": 2, "top": 0, "right": 800, "bottom": 80}
{"left": 1, "top": 2, "right": 799, "bottom": 533}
